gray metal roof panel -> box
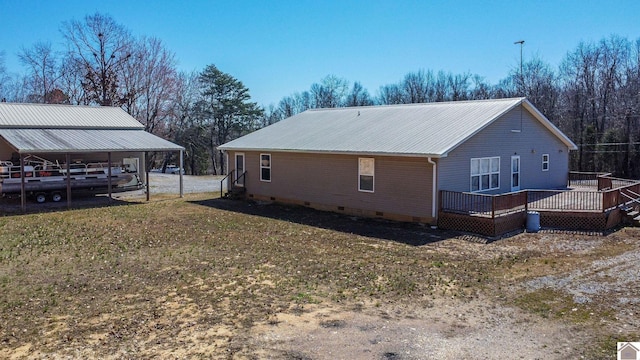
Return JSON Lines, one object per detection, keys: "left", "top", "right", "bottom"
{"left": 0, "top": 103, "right": 144, "bottom": 129}
{"left": 220, "top": 98, "right": 577, "bottom": 155}
{"left": 220, "top": 98, "right": 532, "bottom": 156}
{"left": 0, "top": 129, "right": 184, "bottom": 153}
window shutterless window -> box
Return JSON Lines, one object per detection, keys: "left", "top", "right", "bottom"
{"left": 542, "top": 154, "right": 549, "bottom": 171}
{"left": 358, "top": 158, "right": 374, "bottom": 192}
{"left": 470, "top": 156, "right": 500, "bottom": 192}
{"left": 260, "top": 154, "right": 271, "bottom": 182}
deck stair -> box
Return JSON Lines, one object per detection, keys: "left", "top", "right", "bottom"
{"left": 225, "top": 186, "right": 246, "bottom": 200}
{"left": 623, "top": 207, "right": 640, "bottom": 227}
{"left": 621, "top": 188, "right": 640, "bottom": 227}
{"left": 219, "top": 170, "right": 247, "bottom": 200}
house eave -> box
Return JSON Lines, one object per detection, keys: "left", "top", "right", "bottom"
{"left": 217, "top": 147, "right": 446, "bottom": 158}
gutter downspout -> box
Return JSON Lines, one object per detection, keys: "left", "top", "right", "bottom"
{"left": 427, "top": 157, "right": 437, "bottom": 221}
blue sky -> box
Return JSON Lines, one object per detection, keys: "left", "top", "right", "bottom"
{"left": 1, "top": 0, "right": 640, "bottom": 107}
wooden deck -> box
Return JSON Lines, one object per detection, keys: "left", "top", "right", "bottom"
{"left": 438, "top": 176, "right": 640, "bottom": 236}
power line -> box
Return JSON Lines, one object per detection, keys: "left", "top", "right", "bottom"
{"left": 577, "top": 142, "right": 640, "bottom": 147}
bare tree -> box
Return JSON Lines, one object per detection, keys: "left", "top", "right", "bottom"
{"left": 62, "top": 13, "right": 133, "bottom": 106}
{"left": 0, "top": 51, "right": 10, "bottom": 102}
{"left": 377, "top": 83, "right": 404, "bottom": 105}
{"left": 310, "top": 75, "right": 348, "bottom": 108}
{"left": 516, "top": 57, "right": 559, "bottom": 120}
{"left": 470, "top": 75, "right": 493, "bottom": 100}
{"left": 402, "top": 70, "right": 434, "bottom": 103}
{"left": 18, "top": 42, "right": 61, "bottom": 103}
{"left": 172, "top": 71, "right": 210, "bottom": 174}
{"left": 58, "top": 54, "right": 89, "bottom": 104}
{"left": 120, "top": 36, "right": 179, "bottom": 136}
{"left": 346, "top": 81, "right": 373, "bottom": 106}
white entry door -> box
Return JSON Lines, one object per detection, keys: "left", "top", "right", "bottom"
{"left": 511, "top": 155, "right": 520, "bottom": 191}
{"left": 235, "top": 153, "right": 245, "bottom": 187}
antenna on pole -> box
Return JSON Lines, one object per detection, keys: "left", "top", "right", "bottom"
{"left": 514, "top": 40, "right": 525, "bottom": 96}
{"left": 514, "top": 40, "right": 525, "bottom": 131}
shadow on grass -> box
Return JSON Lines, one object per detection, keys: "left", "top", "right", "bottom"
{"left": 0, "top": 192, "right": 140, "bottom": 217}
{"left": 190, "top": 198, "right": 465, "bottom": 246}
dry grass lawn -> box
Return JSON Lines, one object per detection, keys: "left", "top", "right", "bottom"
{"left": 0, "top": 194, "right": 638, "bottom": 359}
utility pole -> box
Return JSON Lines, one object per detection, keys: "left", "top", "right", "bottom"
{"left": 514, "top": 40, "right": 525, "bottom": 96}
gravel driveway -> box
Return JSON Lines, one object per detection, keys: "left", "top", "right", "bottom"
{"left": 125, "top": 173, "right": 224, "bottom": 196}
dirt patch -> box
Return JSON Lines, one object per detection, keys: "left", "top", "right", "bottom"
{"left": 250, "top": 300, "right": 583, "bottom": 359}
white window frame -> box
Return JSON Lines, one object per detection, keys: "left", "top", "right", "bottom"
{"left": 470, "top": 156, "right": 500, "bottom": 192}
{"left": 358, "top": 157, "right": 375, "bottom": 192}
{"left": 542, "top": 153, "right": 549, "bottom": 172}
{"left": 260, "top": 153, "right": 271, "bottom": 182}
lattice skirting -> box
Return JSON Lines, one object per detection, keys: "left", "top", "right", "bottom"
{"left": 438, "top": 211, "right": 525, "bottom": 237}
{"left": 438, "top": 209, "right": 621, "bottom": 236}
{"left": 539, "top": 211, "right": 620, "bottom": 230}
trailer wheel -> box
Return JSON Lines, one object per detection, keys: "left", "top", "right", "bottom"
{"left": 35, "top": 193, "right": 47, "bottom": 203}
{"left": 51, "top": 192, "right": 62, "bottom": 202}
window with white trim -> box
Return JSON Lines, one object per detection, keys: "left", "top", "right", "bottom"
{"left": 260, "top": 153, "right": 271, "bottom": 181}
{"left": 542, "top": 154, "right": 549, "bottom": 171}
{"left": 358, "top": 158, "right": 374, "bottom": 192}
{"left": 470, "top": 156, "right": 500, "bottom": 192}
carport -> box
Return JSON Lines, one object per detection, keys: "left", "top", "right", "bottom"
{"left": 0, "top": 103, "right": 185, "bottom": 211}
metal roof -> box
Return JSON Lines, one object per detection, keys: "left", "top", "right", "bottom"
{"left": 0, "top": 102, "right": 144, "bottom": 129}
{"left": 0, "top": 129, "right": 183, "bottom": 153}
{"left": 0, "top": 103, "right": 183, "bottom": 153}
{"left": 219, "top": 98, "right": 577, "bottom": 157}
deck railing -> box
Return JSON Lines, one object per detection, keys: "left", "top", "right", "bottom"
{"left": 527, "top": 190, "right": 603, "bottom": 212}
{"left": 220, "top": 170, "right": 234, "bottom": 198}
{"left": 605, "top": 182, "right": 640, "bottom": 211}
{"left": 442, "top": 179, "right": 640, "bottom": 218}
{"left": 568, "top": 171, "right": 611, "bottom": 188}
{"left": 440, "top": 190, "right": 527, "bottom": 218}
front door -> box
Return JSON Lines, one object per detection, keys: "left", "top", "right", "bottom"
{"left": 235, "top": 153, "right": 245, "bottom": 187}
{"left": 511, "top": 155, "right": 520, "bottom": 191}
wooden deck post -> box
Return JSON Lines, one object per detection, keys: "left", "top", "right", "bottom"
{"left": 491, "top": 195, "right": 496, "bottom": 219}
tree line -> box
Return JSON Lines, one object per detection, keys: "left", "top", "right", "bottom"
{"left": 1, "top": 13, "right": 639, "bottom": 178}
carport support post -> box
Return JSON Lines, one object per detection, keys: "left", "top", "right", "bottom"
{"left": 66, "top": 153, "right": 71, "bottom": 209}
{"left": 20, "top": 153, "right": 25, "bottom": 212}
{"left": 107, "top": 152, "right": 112, "bottom": 202}
{"left": 179, "top": 150, "right": 184, "bottom": 198}
{"left": 144, "top": 152, "right": 150, "bottom": 201}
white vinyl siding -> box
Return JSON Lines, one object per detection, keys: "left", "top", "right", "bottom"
{"left": 358, "top": 157, "right": 374, "bottom": 192}
{"left": 471, "top": 156, "right": 500, "bottom": 192}
{"left": 260, "top": 153, "right": 271, "bottom": 182}
{"left": 542, "top": 154, "right": 549, "bottom": 171}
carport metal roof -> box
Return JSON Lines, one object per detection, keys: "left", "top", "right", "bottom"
{"left": 0, "top": 128, "right": 184, "bottom": 153}
{"left": 0, "top": 102, "right": 144, "bottom": 129}
{"left": 0, "top": 102, "right": 184, "bottom": 153}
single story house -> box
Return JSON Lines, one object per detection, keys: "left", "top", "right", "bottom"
{"left": 219, "top": 98, "right": 577, "bottom": 225}
{"left": 0, "top": 102, "right": 184, "bottom": 210}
